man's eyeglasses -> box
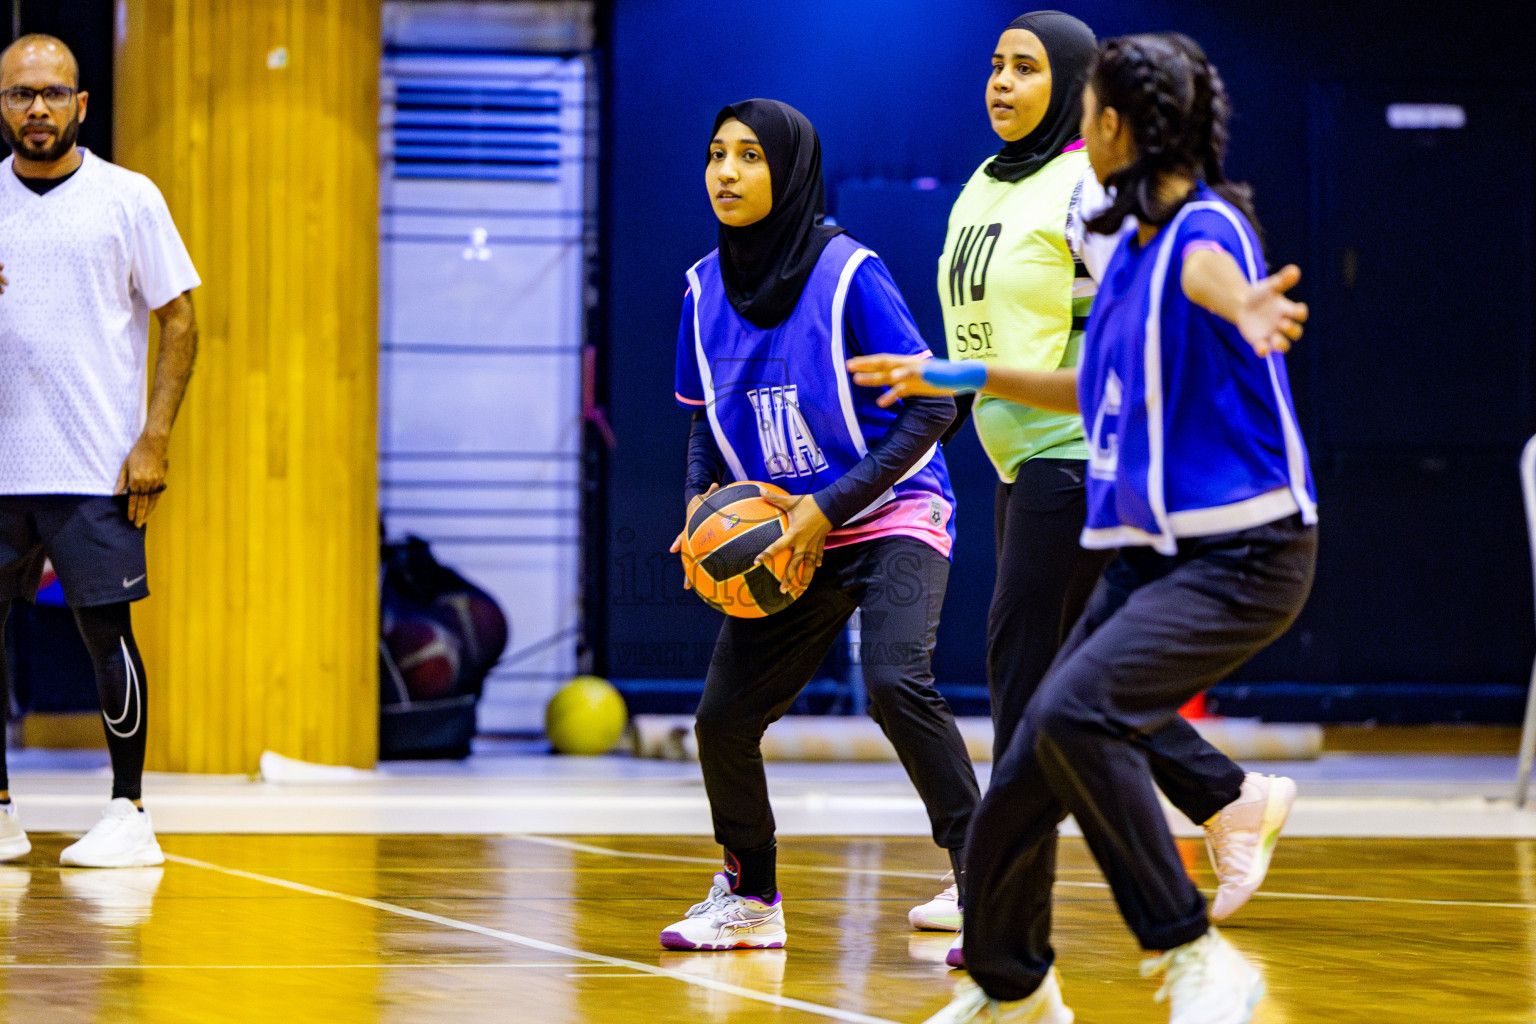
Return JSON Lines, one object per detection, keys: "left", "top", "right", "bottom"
{"left": 1, "top": 86, "right": 77, "bottom": 113}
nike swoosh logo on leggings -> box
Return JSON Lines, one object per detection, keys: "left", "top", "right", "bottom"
{"left": 105, "top": 637, "right": 142, "bottom": 740}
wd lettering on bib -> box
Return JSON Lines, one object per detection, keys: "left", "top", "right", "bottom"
{"left": 948, "top": 224, "right": 1002, "bottom": 356}
{"left": 746, "top": 385, "right": 828, "bottom": 479}
{"left": 946, "top": 222, "right": 1002, "bottom": 306}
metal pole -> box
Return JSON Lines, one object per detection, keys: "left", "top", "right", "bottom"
{"left": 11, "top": 0, "right": 20, "bottom": 43}
{"left": 1513, "top": 435, "right": 1536, "bottom": 806}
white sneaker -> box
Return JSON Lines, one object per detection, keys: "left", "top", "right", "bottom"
{"left": 1202, "top": 773, "right": 1296, "bottom": 921}
{"left": 60, "top": 799, "right": 165, "bottom": 868}
{"left": 921, "top": 970, "right": 1073, "bottom": 1024}
{"left": 910, "top": 875, "right": 962, "bottom": 931}
{"left": 1140, "top": 927, "right": 1263, "bottom": 1024}
{"left": 0, "top": 802, "right": 30, "bottom": 861}
{"left": 659, "top": 872, "right": 787, "bottom": 950}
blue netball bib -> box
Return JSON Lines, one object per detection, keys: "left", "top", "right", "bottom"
{"left": 1077, "top": 191, "right": 1317, "bottom": 554}
{"left": 685, "top": 234, "right": 955, "bottom": 531}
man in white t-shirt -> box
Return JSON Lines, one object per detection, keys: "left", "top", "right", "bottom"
{"left": 0, "top": 34, "right": 200, "bottom": 868}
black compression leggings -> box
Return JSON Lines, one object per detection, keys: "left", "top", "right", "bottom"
{"left": 0, "top": 601, "right": 147, "bottom": 802}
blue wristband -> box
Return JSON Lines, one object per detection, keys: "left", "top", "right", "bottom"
{"left": 920, "top": 360, "right": 988, "bottom": 394}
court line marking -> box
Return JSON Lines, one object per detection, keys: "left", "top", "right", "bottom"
{"left": 512, "top": 836, "right": 1536, "bottom": 911}
{"left": 1, "top": 963, "right": 638, "bottom": 970}
{"left": 164, "top": 853, "right": 904, "bottom": 1024}
{"left": 512, "top": 835, "right": 946, "bottom": 880}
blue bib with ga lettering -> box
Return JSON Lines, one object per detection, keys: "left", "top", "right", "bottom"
{"left": 1077, "top": 191, "right": 1318, "bottom": 554}
{"left": 686, "top": 234, "right": 954, "bottom": 529}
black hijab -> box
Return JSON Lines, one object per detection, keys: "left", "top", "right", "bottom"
{"left": 711, "top": 99, "right": 845, "bottom": 329}
{"left": 984, "top": 11, "right": 1098, "bottom": 183}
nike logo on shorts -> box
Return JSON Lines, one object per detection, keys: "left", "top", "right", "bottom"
{"left": 122, "top": 574, "right": 147, "bottom": 588}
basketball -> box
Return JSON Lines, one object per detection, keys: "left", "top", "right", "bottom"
{"left": 680, "top": 482, "right": 809, "bottom": 618}
{"left": 433, "top": 589, "right": 510, "bottom": 677}
{"left": 545, "top": 675, "right": 629, "bottom": 755}
{"left": 385, "top": 616, "right": 462, "bottom": 701}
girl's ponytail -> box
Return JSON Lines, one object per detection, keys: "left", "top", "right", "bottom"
{"left": 1086, "top": 33, "right": 1264, "bottom": 256}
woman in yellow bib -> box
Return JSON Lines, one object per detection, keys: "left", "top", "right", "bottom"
{"left": 894, "top": 12, "right": 1293, "bottom": 947}
{"left": 939, "top": 10, "right": 1113, "bottom": 772}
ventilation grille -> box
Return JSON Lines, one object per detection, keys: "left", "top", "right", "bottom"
{"left": 389, "top": 66, "right": 564, "bottom": 182}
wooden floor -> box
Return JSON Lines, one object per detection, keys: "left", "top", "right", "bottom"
{"left": 1, "top": 833, "right": 1532, "bottom": 1023}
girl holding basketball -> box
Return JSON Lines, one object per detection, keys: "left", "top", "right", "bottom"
{"left": 658, "top": 98, "right": 981, "bottom": 952}
{"left": 907, "top": 12, "right": 1292, "bottom": 944}
{"left": 859, "top": 33, "right": 1315, "bottom": 1024}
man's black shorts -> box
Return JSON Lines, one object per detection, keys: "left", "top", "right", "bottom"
{"left": 0, "top": 495, "right": 149, "bottom": 606}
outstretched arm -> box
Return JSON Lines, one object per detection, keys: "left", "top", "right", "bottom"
{"left": 117, "top": 291, "right": 198, "bottom": 527}
{"left": 1182, "top": 248, "right": 1307, "bottom": 357}
{"left": 847, "top": 354, "right": 1081, "bottom": 415}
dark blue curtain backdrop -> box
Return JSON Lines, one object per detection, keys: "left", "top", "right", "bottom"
{"left": 600, "top": 1, "right": 1536, "bottom": 721}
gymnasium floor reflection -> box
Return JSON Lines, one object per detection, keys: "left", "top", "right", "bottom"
{"left": 2, "top": 833, "right": 1534, "bottom": 1023}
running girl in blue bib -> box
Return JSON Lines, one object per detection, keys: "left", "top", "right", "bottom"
{"left": 912, "top": 12, "right": 1290, "bottom": 949}
{"left": 658, "top": 99, "right": 980, "bottom": 953}
{"left": 860, "top": 35, "right": 1316, "bottom": 1024}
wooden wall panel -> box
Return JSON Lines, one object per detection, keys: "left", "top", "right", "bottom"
{"left": 115, "top": 0, "right": 381, "bottom": 771}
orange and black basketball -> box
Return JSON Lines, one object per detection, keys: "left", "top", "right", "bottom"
{"left": 681, "top": 482, "right": 809, "bottom": 618}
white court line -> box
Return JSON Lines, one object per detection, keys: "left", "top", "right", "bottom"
{"left": 514, "top": 835, "right": 948, "bottom": 881}
{"left": 514, "top": 836, "right": 1536, "bottom": 912}
{"left": 506, "top": 836, "right": 723, "bottom": 865}
{"left": 513, "top": 835, "right": 1126, "bottom": 889}
{"left": 1239, "top": 890, "right": 1536, "bottom": 911}
{"left": 2, "top": 963, "right": 623, "bottom": 970}
{"left": 164, "top": 853, "right": 904, "bottom": 1024}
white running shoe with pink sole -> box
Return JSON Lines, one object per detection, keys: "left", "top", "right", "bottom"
{"left": 910, "top": 877, "right": 962, "bottom": 931}
{"left": 1203, "top": 773, "right": 1297, "bottom": 921}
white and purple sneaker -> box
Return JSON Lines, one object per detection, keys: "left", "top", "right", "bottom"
{"left": 659, "top": 872, "right": 787, "bottom": 951}
{"left": 946, "top": 931, "right": 965, "bottom": 968}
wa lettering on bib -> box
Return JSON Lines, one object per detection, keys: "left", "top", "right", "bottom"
{"left": 746, "top": 385, "right": 828, "bottom": 479}
{"left": 686, "top": 237, "right": 882, "bottom": 491}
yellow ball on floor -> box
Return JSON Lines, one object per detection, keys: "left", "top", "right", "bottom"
{"left": 545, "top": 675, "right": 628, "bottom": 755}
